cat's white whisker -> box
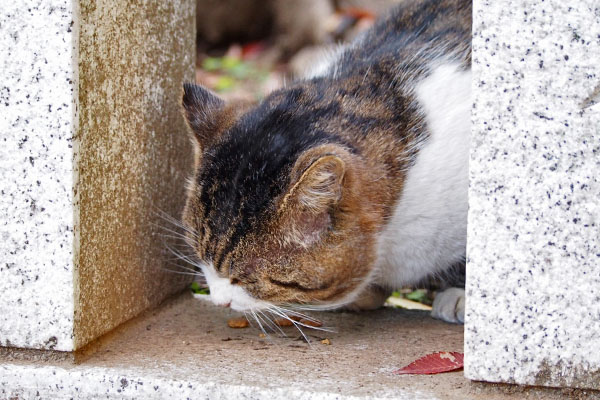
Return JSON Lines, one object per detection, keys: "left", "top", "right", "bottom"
{"left": 161, "top": 269, "right": 201, "bottom": 277}
{"left": 160, "top": 259, "right": 206, "bottom": 280}
{"left": 267, "top": 306, "right": 312, "bottom": 344}
{"left": 163, "top": 261, "right": 202, "bottom": 275}
{"left": 273, "top": 305, "right": 318, "bottom": 321}
{"left": 151, "top": 210, "right": 207, "bottom": 280}
{"left": 288, "top": 304, "right": 337, "bottom": 312}
{"left": 151, "top": 208, "right": 201, "bottom": 244}
{"left": 251, "top": 310, "right": 268, "bottom": 337}
{"left": 164, "top": 251, "right": 199, "bottom": 269}
{"left": 157, "top": 231, "right": 186, "bottom": 240}
{"left": 254, "top": 311, "right": 273, "bottom": 335}
{"left": 258, "top": 310, "right": 286, "bottom": 337}
{"left": 243, "top": 311, "right": 255, "bottom": 328}
{"left": 152, "top": 207, "right": 191, "bottom": 229}
{"left": 270, "top": 305, "right": 334, "bottom": 333}
{"left": 163, "top": 242, "right": 200, "bottom": 265}
{"left": 153, "top": 225, "right": 197, "bottom": 248}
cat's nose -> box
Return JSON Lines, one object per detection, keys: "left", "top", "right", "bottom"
{"left": 222, "top": 302, "right": 231, "bottom": 308}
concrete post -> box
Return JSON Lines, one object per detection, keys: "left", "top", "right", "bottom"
{"left": 465, "top": 0, "right": 600, "bottom": 389}
{"left": 0, "top": 0, "right": 195, "bottom": 351}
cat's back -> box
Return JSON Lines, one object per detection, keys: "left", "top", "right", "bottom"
{"left": 326, "top": 0, "right": 471, "bottom": 79}
{"left": 360, "top": 0, "right": 472, "bottom": 287}
{"left": 302, "top": 0, "right": 472, "bottom": 192}
{"left": 366, "top": 0, "right": 471, "bottom": 48}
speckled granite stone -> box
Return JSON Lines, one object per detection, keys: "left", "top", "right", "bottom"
{"left": 1, "top": 0, "right": 195, "bottom": 351}
{"left": 465, "top": 0, "right": 600, "bottom": 390}
{"left": 0, "top": 0, "right": 76, "bottom": 351}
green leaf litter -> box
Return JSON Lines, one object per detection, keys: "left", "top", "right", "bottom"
{"left": 190, "top": 281, "right": 210, "bottom": 295}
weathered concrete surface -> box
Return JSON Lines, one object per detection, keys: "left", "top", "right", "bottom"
{"left": 2, "top": 293, "right": 599, "bottom": 399}
{"left": 1, "top": 0, "right": 195, "bottom": 351}
{"left": 74, "top": 0, "right": 196, "bottom": 350}
{"left": 466, "top": 0, "right": 600, "bottom": 390}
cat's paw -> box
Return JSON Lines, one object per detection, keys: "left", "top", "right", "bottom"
{"left": 431, "top": 287, "right": 465, "bottom": 324}
{"left": 342, "top": 285, "right": 392, "bottom": 311}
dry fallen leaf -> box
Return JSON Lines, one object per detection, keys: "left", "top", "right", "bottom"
{"left": 321, "top": 338, "right": 331, "bottom": 345}
{"left": 394, "top": 352, "right": 464, "bottom": 375}
{"left": 385, "top": 296, "right": 432, "bottom": 311}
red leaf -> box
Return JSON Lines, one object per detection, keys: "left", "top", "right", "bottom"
{"left": 341, "top": 7, "right": 376, "bottom": 20}
{"left": 393, "top": 352, "right": 464, "bottom": 375}
{"left": 241, "top": 41, "right": 267, "bottom": 60}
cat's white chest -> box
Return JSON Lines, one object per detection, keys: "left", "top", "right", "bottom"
{"left": 374, "top": 63, "right": 471, "bottom": 287}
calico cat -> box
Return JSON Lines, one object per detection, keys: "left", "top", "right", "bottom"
{"left": 180, "top": 0, "right": 471, "bottom": 324}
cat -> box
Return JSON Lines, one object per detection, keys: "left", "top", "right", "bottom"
{"left": 180, "top": 0, "right": 471, "bottom": 324}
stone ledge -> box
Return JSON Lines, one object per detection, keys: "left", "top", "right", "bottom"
{"left": 1, "top": 293, "right": 598, "bottom": 400}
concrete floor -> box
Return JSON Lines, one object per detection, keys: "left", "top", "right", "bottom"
{"left": 1, "top": 292, "right": 599, "bottom": 399}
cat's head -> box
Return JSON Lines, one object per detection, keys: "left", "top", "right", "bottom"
{"left": 180, "top": 83, "right": 385, "bottom": 311}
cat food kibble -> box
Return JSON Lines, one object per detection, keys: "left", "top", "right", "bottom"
{"left": 227, "top": 317, "right": 249, "bottom": 328}
{"left": 274, "top": 316, "right": 322, "bottom": 327}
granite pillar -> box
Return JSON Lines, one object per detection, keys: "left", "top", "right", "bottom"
{"left": 0, "top": 0, "right": 195, "bottom": 351}
{"left": 465, "top": 0, "right": 600, "bottom": 390}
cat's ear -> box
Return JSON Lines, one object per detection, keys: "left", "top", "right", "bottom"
{"left": 292, "top": 155, "right": 345, "bottom": 212}
{"left": 277, "top": 145, "right": 357, "bottom": 247}
{"left": 284, "top": 145, "right": 349, "bottom": 213}
{"left": 182, "top": 83, "right": 226, "bottom": 149}
{"left": 277, "top": 146, "right": 350, "bottom": 247}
